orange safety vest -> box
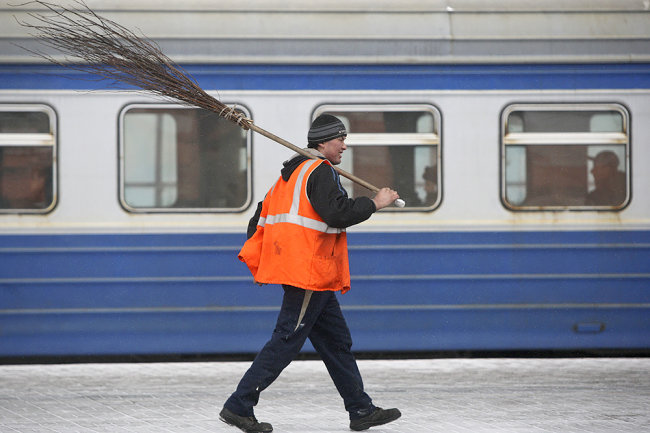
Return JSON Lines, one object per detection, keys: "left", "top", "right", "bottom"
{"left": 239, "top": 159, "right": 351, "bottom": 293}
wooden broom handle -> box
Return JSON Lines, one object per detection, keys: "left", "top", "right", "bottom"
{"left": 249, "top": 123, "right": 406, "bottom": 207}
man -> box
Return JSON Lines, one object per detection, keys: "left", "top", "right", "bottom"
{"left": 585, "top": 150, "right": 626, "bottom": 206}
{"left": 220, "top": 114, "right": 401, "bottom": 432}
{"left": 422, "top": 165, "right": 438, "bottom": 206}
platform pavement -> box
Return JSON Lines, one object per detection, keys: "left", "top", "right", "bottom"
{"left": 0, "top": 357, "right": 648, "bottom": 432}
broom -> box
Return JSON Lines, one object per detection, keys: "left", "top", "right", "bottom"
{"left": 14, "top": 0, "right": 405, "bottom": 207}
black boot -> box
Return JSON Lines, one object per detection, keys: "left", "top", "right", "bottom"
{"left": 349, "top": 407, "right": 401, "bottom": 431}
{"left": 219, "top": 407, "right": 273, "bottom": 433}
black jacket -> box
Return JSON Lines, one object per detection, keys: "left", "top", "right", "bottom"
{"left": 247, "top": 152, "right": 376, "bottom": 238}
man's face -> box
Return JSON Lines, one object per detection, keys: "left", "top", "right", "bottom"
{"left": 318, "top": 136, "right": 347, "bottom": 165}
{"left": 591, "top": 162, "right": 615, "bottom": 188}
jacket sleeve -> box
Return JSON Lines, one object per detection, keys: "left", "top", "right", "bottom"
{"left": 246, "top": 200, "right": 263, "bottom": 239}
{"left": 307, "top": 163, "right": 376, "bottom": 228}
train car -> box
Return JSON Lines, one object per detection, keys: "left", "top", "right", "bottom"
{"left": 1, "top": 0, "right": 649, "bottom": 359}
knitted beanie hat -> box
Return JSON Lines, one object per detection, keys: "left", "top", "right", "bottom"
{"left": 307, "top": 114, "right": 347, "bottom": 148}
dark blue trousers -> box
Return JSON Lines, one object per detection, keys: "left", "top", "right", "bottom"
{"left": 224, "top": 285, "right": 374, "bottom": 420}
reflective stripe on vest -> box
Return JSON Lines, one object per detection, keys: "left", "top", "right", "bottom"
{"left": 258, "top": 213, "right": 342, "bottom": 234}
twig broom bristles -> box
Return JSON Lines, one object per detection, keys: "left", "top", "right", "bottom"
{"left": 15, "top": 0, "right": 404, "bottom": 206}
{"left": 15, "top": 0, "right": 251, "bottom": 128}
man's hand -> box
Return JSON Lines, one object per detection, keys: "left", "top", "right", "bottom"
{"left": 372, "top": 187, "right": 400, "bottom": 210}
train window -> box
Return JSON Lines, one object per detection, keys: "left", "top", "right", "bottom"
{"left": 0, "top": 105, "right": 57, "bottom": 213}
{"left": 119, "top": 104, "right": 251, "bottom": 212}
{"left": 313, "top": 105, "right": 441, "bottom": 210}
{"left": 501, "top": 104, "right": 630, "bottom": 210}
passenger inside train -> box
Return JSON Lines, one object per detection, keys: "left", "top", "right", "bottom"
{"left": 585, "top": 150, "right": 626, "bottom": 206}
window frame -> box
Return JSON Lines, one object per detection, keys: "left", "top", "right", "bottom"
{"left": 118, "top": 103, "right": 253, "bottom": 214}
{"left": 0, "top": 103, "right": 58, "bottom": 214}
{"left": 313, "top": 103, "right": 442, "bottom": 211}
{"left": 500, "top": 102, "right": 631, "bottom": 211}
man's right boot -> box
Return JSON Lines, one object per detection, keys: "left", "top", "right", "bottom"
{"left": 349, "top": 407, "right": 401, "bottom": 431}
{"left": 219, "top": 407, "right": 273, "bottom": 433}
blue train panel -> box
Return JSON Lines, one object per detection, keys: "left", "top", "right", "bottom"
{"left": 1, "top": 230, "right": 648, "bottom": 357}
{"left": 1, "top": 63, "right": 650, "bottom": 91}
